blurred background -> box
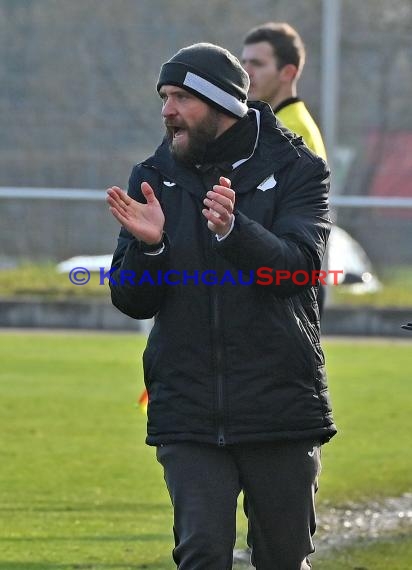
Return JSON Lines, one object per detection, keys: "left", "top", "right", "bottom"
{"left": 1, "top": 0, "right": 411, "bottom": 331}
{"left": 1, "top": 3, "right": 412, "bottom": 569}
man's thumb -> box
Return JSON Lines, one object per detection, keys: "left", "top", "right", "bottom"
{"left": 219, "top": 177, "right": 231, "bottom": 188}
{"left": 141, "top": 181, "right": 156, "bottom": 203}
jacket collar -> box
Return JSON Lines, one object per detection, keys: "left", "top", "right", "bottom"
{"left": 142, "top": 101, "right": 300, "bottom": 195}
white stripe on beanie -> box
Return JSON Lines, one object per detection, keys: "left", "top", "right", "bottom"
{"left": 183, "top": 72, "right": 248, "bottom": 118}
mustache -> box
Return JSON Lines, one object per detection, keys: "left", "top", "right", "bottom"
{"left": 164, "top": 120, "right": 187, "bottom": 129}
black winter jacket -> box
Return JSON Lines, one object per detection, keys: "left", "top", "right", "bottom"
{"left": 110, "top": 102, "right": 337, "bottom": 446}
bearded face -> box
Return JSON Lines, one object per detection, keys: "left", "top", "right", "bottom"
{"left": 165, "top": 106, "right": 220, "bottom": 165}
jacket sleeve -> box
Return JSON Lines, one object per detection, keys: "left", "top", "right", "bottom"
{"left": 109, "top": 165, "right": 169, "bottom": 319}
{"left": 213, "top": 154, "right": 331, "bottom": 296}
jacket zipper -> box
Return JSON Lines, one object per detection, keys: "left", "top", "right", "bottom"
{"left": 203, "top": 170, "right": 226, "bottom": 446}
{"left": 212, "top": 288, "right": 226, "bottom": 446}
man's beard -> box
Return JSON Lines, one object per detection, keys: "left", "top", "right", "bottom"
{"left": 166, "top": 109, "right": 220, "bottom": 166}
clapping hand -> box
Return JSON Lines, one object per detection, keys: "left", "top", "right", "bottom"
{"left": 202, "top": 176, "right": 235, "bottom": 237}
{"left": 107, "top": 182, "right": 165, "bottom": 245}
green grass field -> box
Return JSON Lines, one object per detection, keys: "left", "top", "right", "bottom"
{"left": 0, "top": 332, "right": 411, "bottom": 569}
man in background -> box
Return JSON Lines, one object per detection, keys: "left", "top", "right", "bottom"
{"left": 241, "top": 21, "right": 327, "bottom": 161}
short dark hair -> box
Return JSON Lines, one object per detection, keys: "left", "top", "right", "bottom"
{"left": 243, "top": 22, "right": 306, "bottom": 75}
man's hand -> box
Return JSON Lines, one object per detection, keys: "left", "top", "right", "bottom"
{"left": 202, "top": 177, "right": 235, "bottom": 237}
{"left": 106, "top": 182, "right": 165, "bottom": 245}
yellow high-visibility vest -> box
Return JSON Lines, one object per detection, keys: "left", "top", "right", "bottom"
{"left": 276, "top": 100, "right": 327, "bottom": 161}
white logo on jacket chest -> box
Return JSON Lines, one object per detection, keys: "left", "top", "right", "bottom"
{"left": 163, "top": 180, "right": 176, "bottom": 187}
{"left": 257, "top": 174, "right": 277, "bottom": 192}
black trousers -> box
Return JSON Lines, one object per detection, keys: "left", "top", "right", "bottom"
{"left": 156, "top": 440, "right": 321, "bottom": 570}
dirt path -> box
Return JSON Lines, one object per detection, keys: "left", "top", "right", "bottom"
{"left": 233, "top": 493, "right": 412, "bottom": 567}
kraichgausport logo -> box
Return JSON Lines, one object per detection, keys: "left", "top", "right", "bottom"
{"left": 92, "top": 267, "right": 343, "bottom": 287}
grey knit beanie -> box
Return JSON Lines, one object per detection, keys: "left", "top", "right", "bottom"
{"left": 157, "top": 43, "right": 250, "bottom": 118}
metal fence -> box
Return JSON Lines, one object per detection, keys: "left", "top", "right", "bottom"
{"left": 1, "top": 188, "right": 412, "bottom": 277}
